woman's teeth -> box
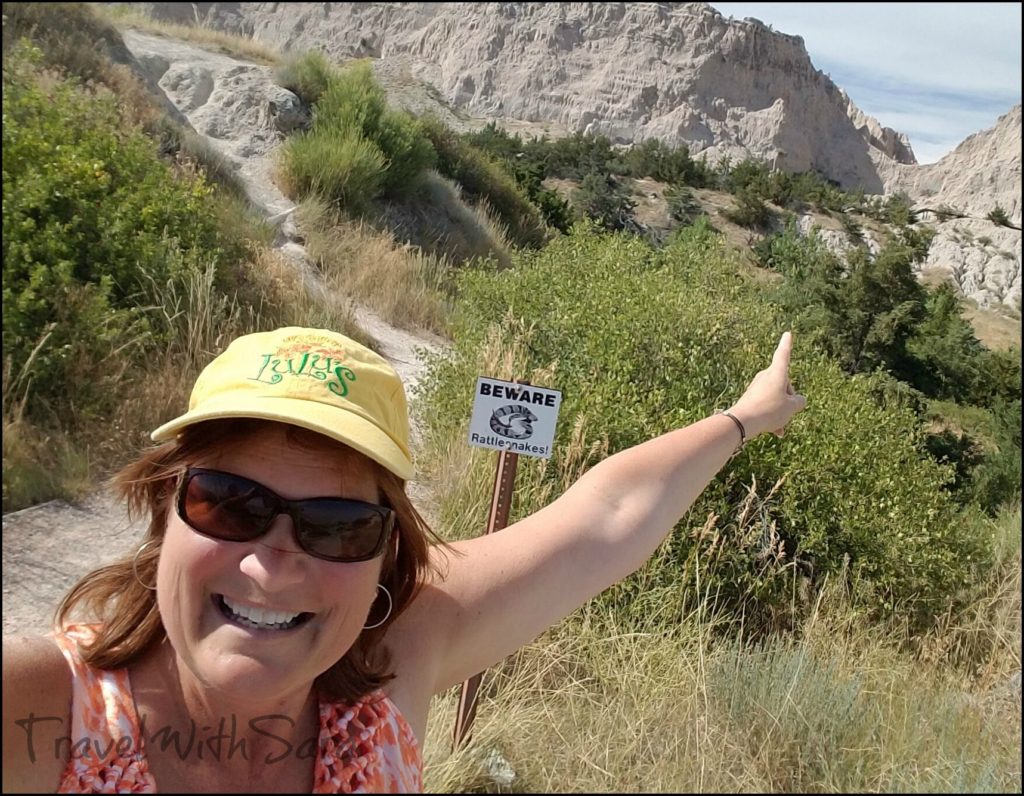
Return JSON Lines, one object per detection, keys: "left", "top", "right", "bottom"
{"left": 220, "top": 595, "right": 309, "bottom": 630}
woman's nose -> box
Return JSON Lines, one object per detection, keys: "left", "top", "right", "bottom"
{"left": 237, "top": 514, "right": 309, "bottom": 587}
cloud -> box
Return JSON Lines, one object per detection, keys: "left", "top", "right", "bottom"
{"left": 710, "top": 2, "right": 1022, "bottom": 162}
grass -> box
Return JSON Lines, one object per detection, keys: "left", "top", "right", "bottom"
{"left": 419, "top": 506, "right": 1022, "bottom": 792}
{"left": 2, "top": 411, "right": 92, "bottom": 512}
{"left": 96, "top": 4, "right": 282, "bottom": 65}
{"left": 413, "top": 332, "right": 1021, "bottom": 792}
{"left": 297, "top": 196, "right": 453, "bottom": 335}
{"left": 2, "top": 238, "right": 368, "bottom": 512}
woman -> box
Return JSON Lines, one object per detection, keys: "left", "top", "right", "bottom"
{"left": 3, "top": 325, "right": 806, "bottom": 793}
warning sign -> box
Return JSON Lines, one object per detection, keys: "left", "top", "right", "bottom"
{"left": 468, "top": 377, "right": 562, "bottom": 458}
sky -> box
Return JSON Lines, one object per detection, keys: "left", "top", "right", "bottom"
{"left": 710, "top": 2, "right": 1022, "bottom": 164}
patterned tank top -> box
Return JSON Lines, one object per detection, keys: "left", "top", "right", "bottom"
{"left": 51, "top": 625, "right": 423, "bottom": 793}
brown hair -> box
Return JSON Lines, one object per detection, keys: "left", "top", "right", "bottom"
{"left": 55, "top": 419, "right": 447, "bottom": 704}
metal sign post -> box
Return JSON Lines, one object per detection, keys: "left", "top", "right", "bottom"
{"left": 453, "top": 376, "right": 562, "bottom": 751}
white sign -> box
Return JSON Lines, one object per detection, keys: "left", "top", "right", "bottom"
{"left": 468, "top": 377, "right": 562, "bottom": 458}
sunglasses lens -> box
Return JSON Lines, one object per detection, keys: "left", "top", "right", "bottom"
{"left": 182, "top": 470, "right": 275, "bottom": 541}
{"left": 295, "top": 501, "right": 390, "bottom": 561}
{"left": 179, "top": 468, "right": 394, "bottom": 562}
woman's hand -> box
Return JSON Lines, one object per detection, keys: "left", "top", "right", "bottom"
{"left": 729, "top": 331, "right": 807, "bottom": 439}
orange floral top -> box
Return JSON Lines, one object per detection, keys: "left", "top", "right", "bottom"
{"left": 51, "top": 625, "right": 423, "bottom": 793}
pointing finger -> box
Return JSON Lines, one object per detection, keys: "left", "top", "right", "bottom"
{"left": 772, "top": 331, "right": 793, "bottom": 371}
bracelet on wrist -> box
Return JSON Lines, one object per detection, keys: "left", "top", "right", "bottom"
{"left": 716, "top": 409, "right": 746, "bottom": 454}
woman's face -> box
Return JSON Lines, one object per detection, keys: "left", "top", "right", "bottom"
{"left": 156, "top": 424, "right": 386, "bottom": 705}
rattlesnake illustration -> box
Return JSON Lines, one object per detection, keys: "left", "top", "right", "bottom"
{"left": 489, "top": 404, "right": 538, "bottom": 439}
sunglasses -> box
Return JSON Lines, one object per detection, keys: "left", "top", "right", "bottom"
{"left": 176, "top": 467, "right": 395, "bottom": 563}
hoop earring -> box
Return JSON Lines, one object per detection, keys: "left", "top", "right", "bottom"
{"left": 132, "top": 539, "right": 160, "bottom": 591}
{"left": 362, "top": 584, "right": 393, "bottom": 630}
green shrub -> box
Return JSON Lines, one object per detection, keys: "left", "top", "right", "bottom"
{"left": 2, "top": 45, "right": 228, "bottom": 421}
{"left": 279, "top": 60, "right": 436, "bottom": 209}
{"left": 421, "top": 116, "right": 548, "bottom": 247}
{"left": 725, "top": 158, "right": 771, "bottom": 196}
{"left": 418, "top": 224, "right": 984, "bottom": 634}
{"left": 619, "top": 138, "right": 711, "bottom": 186}
{"left": 275, "top": 50, "right": 333, "bottom": 106}
{"left": 532, "top": 131, "right": 618, "bottom": 180}
{"left": 664, "top": 184, "right": 704, "bottom": 226}
{"left": 986, "top": 205, "right": 1012, "bottom": 228}
{"left": 882, "top": 192, "right": 918, "bottom": 227}
{"left": 721, "top": 185, "right": 774, "bottom": 230}
{"left": 279, "top": 130, "right": 387, "bottom": 213}
{"left": 571, "top": 172, "right": 638, "bottom": 232}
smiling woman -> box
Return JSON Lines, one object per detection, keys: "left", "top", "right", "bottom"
{"left": 2, "top": 324, "right": 805, "bottom": 793}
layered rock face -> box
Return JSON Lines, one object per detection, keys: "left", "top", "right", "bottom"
{"left": 876, "top": 106, "right": 1022, "bottom": 310}
{"left": 130, "top": 1, "right": 915, "bottom": 192}
{"left": 878, "top": 105, "right": 1022, "bottom": 224}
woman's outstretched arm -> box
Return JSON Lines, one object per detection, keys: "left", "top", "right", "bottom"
{"left": 387, "top": 333, "right": 807, "bottom": 696}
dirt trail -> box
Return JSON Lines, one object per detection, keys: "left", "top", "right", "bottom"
{"left": 2, "top": 28, "right": 446, "bottom": 637}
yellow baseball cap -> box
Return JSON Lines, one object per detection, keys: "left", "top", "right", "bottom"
{"left": 150, "top": 327, "right": 414, "bottom": 480}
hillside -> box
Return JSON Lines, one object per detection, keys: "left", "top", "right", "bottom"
{"left": 126, "top": 1, "right": 913, "bottom": 190}
{"left": 117, "top": 1, "right": 1022, "bottom": 317}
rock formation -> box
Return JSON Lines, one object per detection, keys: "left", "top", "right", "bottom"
{"left": 126, "top": 2, "right": 918, "bottom": 192}
{"left": 119, "top": 1, "right": 1022, "bottom": 310}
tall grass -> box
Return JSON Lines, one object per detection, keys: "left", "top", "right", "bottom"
{"left": 416, "top": 319, "right": 1021, "bottom": 793}
{"left": 297, "top": 196, "right": 453, "bottom": 334}
{"left": 2, "top": 239, "right": 368, "bottom": 512}
{"left": 419, "top": 503, "right": 1021, "bottom": 792}
{"left": 95, "top": 4, "right": 281, "bottom": 65}
{"left": 376, "top": 171, "right": 515, "bottom": 269}
{"left": 275, "top": 50, "right": 335, "bottom": 107}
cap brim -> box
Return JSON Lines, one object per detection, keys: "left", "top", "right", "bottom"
{"left": 150, "top": 395, "right": 414, "bottom": 481}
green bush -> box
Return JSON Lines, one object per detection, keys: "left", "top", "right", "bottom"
{"left": 279, "top": 60, "right": 436, "bottom": 209}
{"left": 721, "top": 185, "right": 774, "bottom": 230}
{"left": 571, "top": 172, "right": 638, "bottom": 232}
{"left": 986, "top": 205, "right": 1012, "bottom": 228}
{"left": 418, "top": 223, "right": 985, "bottom": 634}
{"left": 275, "top": 50, "right": 333, "bottom": 106}
{"left": 532, "top": 131, "right": 618, "bottom": 180}
{"left": 881, "top": 192, "right": 918, "bottom": 227}
{"left": 619, "top": 138, "right": 711, "bottom": 186}
{"left": 2, "top": 45, "right": 227, "bottom": 421}
{"left": 762, "top": 223, "right": 1021, "bottom": 514}
{"left": 664, "top": 184, "right": 704, "bottom": 226}
{"left": 725, "top": 158, "right": 772, "bottom": 196}
{"left": 421, "top": 117, "right": 548, "bottom": 247}
{"left": 280, "top": 130, "right": 387, "bottom": 213}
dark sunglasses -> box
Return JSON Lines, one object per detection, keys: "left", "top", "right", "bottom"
{"left": 176, "top": 467, "right": 395, "bottom": 563}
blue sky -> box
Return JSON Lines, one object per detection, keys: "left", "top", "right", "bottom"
{"left": 710, "top": 2, "right": 1022, "bottom": 163}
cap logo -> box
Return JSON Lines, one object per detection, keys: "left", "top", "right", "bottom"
{"left": 248, "top": 347, "right": 357, "bottom": 398}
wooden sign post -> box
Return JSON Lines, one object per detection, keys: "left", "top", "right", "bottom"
{"left": 451, "top": 445, "right": 519, "bottom": 750}
{"left": 452, "top": 376, "right": 562, "bottom": 750}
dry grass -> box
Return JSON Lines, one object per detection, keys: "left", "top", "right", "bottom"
{"left": 2, "top": 410, "right": 92, "bottom": 512}
{"left": 418, "top": 509, "right": 1022, "bottom": 793}
{"left": 2, "top": 238, "right": 371, "bottom": 511}
{"left": 99, "top": 242, "right": 371, "bottom": 469}
{"left": 961, "top": 304, "right": 1022, "bottom": 352}
{"left": 96, "top": 5, "right": 281, "bottom": 65}
{"left": 297, "top": 196, "right": 454, "bottom": 335}
{"left": 374, "top": 171, "right": 515, "bottom": 270}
